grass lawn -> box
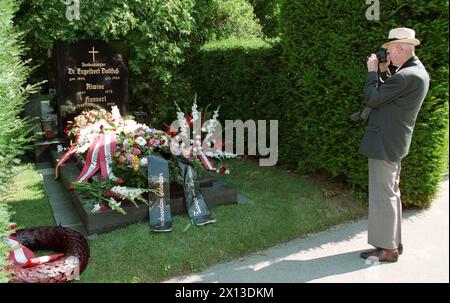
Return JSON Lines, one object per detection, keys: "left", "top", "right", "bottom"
{"left": 6, "top": 159, "right": 367, "bottom": 282}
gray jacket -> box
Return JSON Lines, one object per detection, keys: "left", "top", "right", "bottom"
{"left": 359, "top": 56, "right": 430, "bottom": 162}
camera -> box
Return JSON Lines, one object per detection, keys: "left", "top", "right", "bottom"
{"left": 375, "top": 49, "right": 387, "bottom": 63}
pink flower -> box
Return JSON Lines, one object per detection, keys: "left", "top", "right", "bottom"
{"left": 149, "top": 139, "right": 160, "bottom": 146}
{"left": 132, "top": 148, "right": 141, "bottom": 156}
{"left": 118, "top": 156, "right": 126, "bottom": 164}
{"left": 117, "top": 178, "right": 123, "bottom": 184}
{"left": 127, "top": 154, "right": 134, "bottom": 161}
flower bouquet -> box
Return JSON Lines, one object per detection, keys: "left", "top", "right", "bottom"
{"left": 57, "top": 106, "right": 170, "bottom": 214}
{"left": 71, "top": 178, "right": 153, "bottom": 215}
{"left": 112, "top": 121, "right": 172, "bottom": 188}
{"left": 57, "top": 99, "right": 236, "bottom": 215}
{"left": 167, "top": 100, "right": 238, "bottom": 175}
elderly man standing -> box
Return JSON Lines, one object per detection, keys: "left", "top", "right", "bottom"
{"left": 359, "top": 28, "right": 430, "bottom": 262}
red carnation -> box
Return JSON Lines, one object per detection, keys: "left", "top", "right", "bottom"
{"left": 117, "top": 178, "right": 123, "bottom": 184}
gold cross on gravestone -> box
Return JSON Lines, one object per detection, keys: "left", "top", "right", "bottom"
{"left": 89, "top": 46, "right": 98, "bottom": 62}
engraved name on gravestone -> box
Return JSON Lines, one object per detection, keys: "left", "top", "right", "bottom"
{"left": 56, "top": 40, "right": 129, "bottom": 135}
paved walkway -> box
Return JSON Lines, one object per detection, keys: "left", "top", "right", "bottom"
{"left": 165, "top": 177, "right": 449, "bottom": 283}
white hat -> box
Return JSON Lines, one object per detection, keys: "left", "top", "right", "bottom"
{"left": 382, "top": 27, "right": 421, "bottom": 49}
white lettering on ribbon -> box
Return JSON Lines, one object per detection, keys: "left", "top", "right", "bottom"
{"left": 157, "top": 173, "right": 165, "bottom": 225}
{"left": 187, "top": 166, "right": 202, "bottom": 216}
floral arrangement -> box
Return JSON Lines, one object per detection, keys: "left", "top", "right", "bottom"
{"left": 112, "top": 121, "right": 173, "bottom": 189}
{"left": 65, "top": 106, "right": 123, "bottom": 144}
{"left": 63, "top": 106, "right": 124, "bottom": 158}
{"left": 168, "top": 101, "right": 237, "bottom": 174}
{"left": 72, "top": 178, "right": 152, "bottom": 215}
{"left": 115, "top": 123, "right": 171, "bottom": 172}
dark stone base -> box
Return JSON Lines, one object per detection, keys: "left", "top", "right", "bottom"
{"left": 35, "top": 138, "right": 65, "bottom": 163}
{"left": 51, "top": 150, "right": 238, "bottom": 235}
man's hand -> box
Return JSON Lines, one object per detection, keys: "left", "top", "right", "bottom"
{"left": 367, "top": 54, "right": 379, "bottom": 72}
{"left": 379, "top": 59, "right": 391, "bottom": 73}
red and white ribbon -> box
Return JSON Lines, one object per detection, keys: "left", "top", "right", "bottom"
{"left": 74, "top": 135, "right": 102, "bottom": 184}
{"left": 73, "top": 133, "right": 117, "bottom": 185}
{"left": 55, "top": 145, "right": 77, "bottom": 179}
{"left": 197, "top": 151, "right": 216, "bottom": 171}
{"left": 55, "top": 134, "right": 80, "bottom": 179}
{"left": 22, "top": 254, "right": 65, "bottom": 268}
{"left": 100, "top": 133, "right": 116, "bottom": 179}
{"left": 5, "top": 236, "right": 64, "bottom": 268}
{"left": 5, "top": 237, "right": 36, "bottom": 266}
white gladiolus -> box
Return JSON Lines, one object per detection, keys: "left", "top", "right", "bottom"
{"left": 108, "top": 198, "right": 121, "bottom": 208}
{"left": 192, "top": 102, "right": 199, "bottom": 122}
{"left": 111, "top": 186, "right": 146, "bottom": 201}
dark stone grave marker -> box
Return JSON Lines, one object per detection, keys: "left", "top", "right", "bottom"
{"left": 56, "top": 40, "right": 129, "bottom": 135}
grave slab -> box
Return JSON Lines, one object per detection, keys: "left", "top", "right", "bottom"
{"left": 50, "top": 150, "right": 238, "bottom": 235}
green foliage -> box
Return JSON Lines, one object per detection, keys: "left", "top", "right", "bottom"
{"left": 193, "top": 0, "right": 263, "bottom": 46}
{"left": 15, "top": 0, "right": 196, "bottom": 127}
{"left": 248, "top": 0, "right": 281, "bottom": 37}
{"left": 0, "top": 202, "right": 12, "bottom": 283}
{"left": 14, "top": 0, "right": 262, "bottom": 128}
{"left": 192, "top": 37, "right": 282, "bottom": 124}
{"left": 278, "top": 0, "right": 449, "bottom": 206}
{"left": 0, "top": 0, "right": 37, "bottom": 283}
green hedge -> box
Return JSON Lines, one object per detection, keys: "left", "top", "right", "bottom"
{"left": 192, "top": 37, "right": 282, "bottom": 124}
{"left": 0, "top": 202, "right": 11, "bottom": 282}
{"left": 278, "top": 0, "right": 449, "bottom": 206}
{"left": 248, "top": 0, "right": 281, "bottom": 37}
{"left": 193, "top": 0, "right": 262, "bottom": 46}
{"left": 14, "top": 0, "right": 262, "bottom": 127}
{"left": 0, "top": 0, "right": 35, "bottom": 282}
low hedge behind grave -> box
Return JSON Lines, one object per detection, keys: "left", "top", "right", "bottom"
{"left": 191, "top": 36, "right": 283, "bottom": 123}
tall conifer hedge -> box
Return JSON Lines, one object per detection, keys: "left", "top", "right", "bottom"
{"left": 278, "top": 0, "right": 448, "bottom": 206}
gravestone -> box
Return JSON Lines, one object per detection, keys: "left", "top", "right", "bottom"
{"left": 56, "top": 40, "right": 129, "bottom": 136}
{"left": 43, "top": 40, "right": 240, "bottom": 235}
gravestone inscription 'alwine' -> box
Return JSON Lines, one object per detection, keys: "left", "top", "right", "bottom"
{"left": 56, "top": 40, "right": 128, "bottom": 135}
